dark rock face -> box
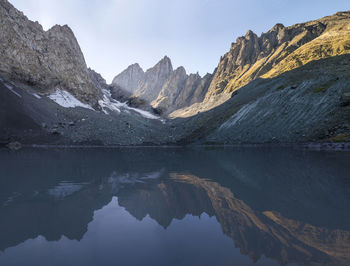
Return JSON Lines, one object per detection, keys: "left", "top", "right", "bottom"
{"left": 110, "top": 85, "right": 133, "bottom": 103}
{"left": 0, "top": 0, "right": 101, "bottom": 106}
{"left": 341, "top": 91, "right": 350, "bottom": 106}
{"left": 88, "top": 68, "right": 109, "bottom": 92}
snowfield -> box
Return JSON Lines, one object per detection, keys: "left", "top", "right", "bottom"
{"left": 48, "top": 88, "right": 163, "bottom": 121}
{"left": 99, "top": 89, "right": 161, "bottom": 120}
{"left": 48, "top": 89, "right": 94, "bottom": 110}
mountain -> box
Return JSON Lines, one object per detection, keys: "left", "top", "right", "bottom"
{"left": 152, "top": 70, "right": 213, "bottom": 114}
{"left": 0, "top": 0, "right": 102, "bottom": 107}
{"left": 111, "top": 57, "right": 213, "bottom": 114}
{"left": 88, "top": 68, "right": 109, "bottom": 92}
{"left": 111, "top": 63, "right": 144, "bottom": 94}
{"left": 110, "top": 11, "right": 350, "bottom": 118}
{"left": 133, "top": 56, "right": 173, "bottom": 102}
{"left": 0, "top": 0, "right": 172, "bottom": 146}
{"left": 1, "top": 0, "right": 350, "bottom": 146}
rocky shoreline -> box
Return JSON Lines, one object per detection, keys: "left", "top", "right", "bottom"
{"left": 3, "top": 141, "right": 350, "bottom": 152}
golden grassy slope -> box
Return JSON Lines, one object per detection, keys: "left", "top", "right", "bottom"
{"left": 262, "top": 22, "right": 350, "bottom": 79}
{"left": 225, "top": 12, "right": 350, "bottom": 92}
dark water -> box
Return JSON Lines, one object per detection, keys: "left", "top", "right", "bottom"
{"left": 0, "top": 147, "right": 350, "bottom": 266}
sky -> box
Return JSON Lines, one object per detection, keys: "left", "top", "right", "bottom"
{"left": 8, "top": 0, "right": 350, "bottom": 83}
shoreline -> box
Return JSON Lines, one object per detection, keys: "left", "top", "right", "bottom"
{"left": 2, "top": 142, "right": 350, "bottom": 151}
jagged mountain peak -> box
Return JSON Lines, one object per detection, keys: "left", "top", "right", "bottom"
{"left": 270, "top": 23, "right": 285, "bottom": 32}
{"left": 111, "top": 62, "right": 145, "bottom": 93}
{"left": 202, "top": 10, "right": 350, "bottom": 101}
{"left": 161, "top": 55, "right": 171, "bottom": 62}
{"left": 174, "top": 66, "right": 187, "bottom": 75}
{"left": 244, "top": 29, "right": 256, "bottom": 38}
{"left": 48, "top": 24, "right": 72, "bottom": 32}
{"left": 150, "top": 55, "right": 173, "bottom": 73}
{"left": 128, "top": 63, "right": 144, "bottom": 72}
{"left": 111, "top": 55, "right": 209, "bottom": 114}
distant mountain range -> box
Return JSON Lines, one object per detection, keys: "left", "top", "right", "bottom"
{"left": 1, "top": 0, "right": 350, "bottom": 146}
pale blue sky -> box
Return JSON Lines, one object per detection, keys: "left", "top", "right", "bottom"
{"left": 9, "top": 0, "right": 350, "bottom": 83}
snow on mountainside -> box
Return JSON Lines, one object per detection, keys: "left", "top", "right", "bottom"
{"left": 98, "top": 89, "right": 162, "bottom": 120}
{"left": 48, "top": 90, "right": 94, "bottom": 110}
{"left": 48, "top": 88, "right": 162, "bottom": 120}
{"left": 1, "top": 0, "right": 350, "bottom": 146}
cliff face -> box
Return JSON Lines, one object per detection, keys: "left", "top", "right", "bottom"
{"left": 205, "top": 12, "right": 350, "bottom": 100}
{"left": 132, "top": 56, "right": 174, "bottom": 102}
{"left": 0, "top": 0, "right": 101, "bottom": 107}
{"left": 172, "top": 11, "right": 350, "bottom": 118}
{"left": 111, "top": 63, "right": 144, "bottom": 94}
{"left": 111, "top": 57, "right": 212, "bottom": 114}
{"left": 88, "top": 68, "right": 109, "bottom": 92}
{"left": 204, "top": 22, "right": 326, "bottom": 100}
{"left": 151, "top": 67, "right": 188, "bottom": 112}
{"left": 152, "top": 71, "right": 213, "bottom": 114}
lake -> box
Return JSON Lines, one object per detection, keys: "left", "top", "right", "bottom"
{"left": 0, "top": 147, "right": 349, "bottom": 266}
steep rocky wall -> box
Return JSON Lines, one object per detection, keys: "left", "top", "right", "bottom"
{"left": 0, "top": 0, "right": 101, "bottom": 107}
{"left": 111, "top": 57, "right": 212, "bottom": 114}
{"left": 204, "top": 12, "right": 350, "bottom": 101}
{"left": 203, "top": 55, "right": 350, "bottom": 144}
{"left": 111, "top": 63, "right": 144, "bottom": 94}
{"left": 172, "top": 11, "right": 350, "bottom": 118}
{"left": 152, "top": 70, "right": 213, "bottom": 114}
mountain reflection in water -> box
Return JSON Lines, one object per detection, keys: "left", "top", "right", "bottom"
{"left": 0, "top": 147, "right": 349, "bottom": 266}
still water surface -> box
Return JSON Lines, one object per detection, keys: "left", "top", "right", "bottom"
{"left": 0, "top": 147, "right": 350, "bottom": 266}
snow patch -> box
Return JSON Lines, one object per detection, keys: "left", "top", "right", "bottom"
{"left": 128, "top": 106, "right": 160, "bottom": 120}
{"left": 98, "top": 93, "right": 123, "bottom": 114}
{"left": 99, "top": 89, "right": 162, "bottom": 120}
{"left": 47, "top": 88, "right": 163, "bottom": 120}
{"left": 48, "top": 89, "right": 93, "bottom": 110}
{"left": 5, "top": 83, "right": 22, "bottom": 98}
{"left": 32, "top": 92, "right": 41, "bottom": 99}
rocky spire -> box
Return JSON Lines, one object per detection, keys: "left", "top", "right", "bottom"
{"left": 111, "top": 63, "right": 144, "bottom": 93}
{"left": 133, "top": 56, "right": 174, "bottom": 102}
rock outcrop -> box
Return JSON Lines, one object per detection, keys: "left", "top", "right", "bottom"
{"left": 0, "top": 0, "right": 101, "bottom": 107}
